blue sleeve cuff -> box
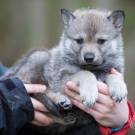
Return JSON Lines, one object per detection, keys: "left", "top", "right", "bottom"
{"left": 111, "top": 125, "right": 124, "bottom": 132}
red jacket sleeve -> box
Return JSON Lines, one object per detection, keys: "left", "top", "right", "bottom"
{"left": 99, "top": 100, "right": 135, "bottom": 135}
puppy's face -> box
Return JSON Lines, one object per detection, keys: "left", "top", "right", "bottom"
{"left": 61, "top": 9, "right": 125, "bottom": 69}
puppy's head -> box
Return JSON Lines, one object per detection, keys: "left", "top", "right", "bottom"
{"left": 61, "top": 8, "right": 125, "bottom": 70}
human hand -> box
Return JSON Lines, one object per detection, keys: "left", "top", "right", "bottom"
{"left": 24, "top": 84, "right": 54, "bottom": 126}
{"left": 65, "top": 69, "right": 129, "bottom": 127}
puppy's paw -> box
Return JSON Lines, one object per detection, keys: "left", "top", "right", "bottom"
{"left": 47, "top": 92, "right": 72, "bottom": 110}
{"left": 80, "top": 84, "right": 98, "bottom": 107}
{"left": 71, "top": 71, "right": 98, "bottom": 107}
{"left": 107, "top": 74, "right": 128, "bottom": 102}
{"left": 57, "top": 95, "right": 72, "bottom": 110}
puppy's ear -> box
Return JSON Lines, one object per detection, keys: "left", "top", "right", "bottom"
{"left": 108, "top": 10, "right": 125, "bottom": 31}
{"left": 61, "top": 9, "right": 75, "bottom": 29}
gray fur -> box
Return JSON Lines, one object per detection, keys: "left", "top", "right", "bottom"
{"left": 2, "top": 8, "right": 127, "bottom": 134}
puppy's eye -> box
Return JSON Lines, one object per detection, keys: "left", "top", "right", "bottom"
{"left": 75, "top": 38, "right": 84, "bottom": 44}
{"left": 97, "top": 39, "right": 107, "bottom": 45}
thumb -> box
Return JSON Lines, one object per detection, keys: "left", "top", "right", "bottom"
{"left": 111, "top": 68, "right": 123, "bottom": 79}
{"left": 97, "top": 81, "right": 109, "bottom": 95}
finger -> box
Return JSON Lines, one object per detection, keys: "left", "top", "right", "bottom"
{"left": 111, "top": 68, "right": 123, "bottom": 79}
{"left": 65, "top": 88, "right": 81, "bottom": 102}
{"left": 97, "top": 81, "right": 109, "bottom": 95}
{"left": 34, "top": 111, "right": 54, "bottom": 126}
{"left": 24, "top": 84, "right": 46, "bottom": 94}
{"left": 31, "top": 97, "right": 48, "bottom": 112}
{"left": 91, "top": 102, "right": 111, "bottom": 114}
{"left": 66, "top": 81, "right": 79, "bottom": 93}
{"left": 88, "top": 109, "right": 104, "bottom": 121}
{"left": 70, "top": 98, "right": 88, "bottom": 112}
{"left": 71, "top": 98, "right": 107, "bottom": 121}
{"left": 32, "top": 120, "right": 44, "bottom": 126}
{"left": 97, "top": 93, "right": 115, "bottom": 108}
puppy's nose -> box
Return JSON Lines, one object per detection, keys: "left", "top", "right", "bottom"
{"left": 84, "top": 53, "right": 95, "bottom": 63}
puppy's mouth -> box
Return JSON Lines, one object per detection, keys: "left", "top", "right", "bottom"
{"left": 80, "top": 60, "right": 113, "bottom": 73}
{"left": 80, "top": 63, "right": 102, "bottom": 70}
{"left": 79, "top": 57, "right": 103, "bottom": 68}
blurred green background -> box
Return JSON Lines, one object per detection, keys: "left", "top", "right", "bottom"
{"left": 0, "top": 0, "right": 134, "bottom": 134}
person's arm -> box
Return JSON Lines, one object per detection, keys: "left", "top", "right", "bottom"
{"left": 99, "top": 100, "right": 135, "bottom": 135}
{"left": 0, "top": 78, "right": 54, "bottom": 135}
{"left": 0, "top": 78, "right": 34, "bottom": 135}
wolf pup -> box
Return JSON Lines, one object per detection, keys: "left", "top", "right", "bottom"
{"left": 2, "top": 8, "right": 127, "bottom": 134}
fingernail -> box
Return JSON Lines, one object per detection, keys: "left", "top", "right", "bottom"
{"left": 66, "top": 81, "right": 73, "bottom": 85}
{"left": 111, "top": 68, "right": 117, "bottom": 74}
{"left": 40, "top": 85, "right": 46, "bottom": 92}
{"left": 66, "top": 81, "right": 73, "bottom": 86}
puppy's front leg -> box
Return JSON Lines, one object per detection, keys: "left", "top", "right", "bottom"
{"left": 106, "top": 74, "right": 127, "bottom": 102}
{"left": 71, "top": 71, "right": 98, "bottom": 107}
